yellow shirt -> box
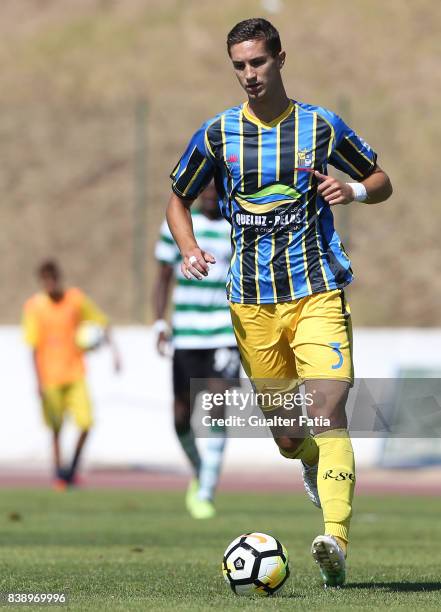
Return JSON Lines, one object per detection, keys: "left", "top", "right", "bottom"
{"left": 22, "top": 288, "right": 108, "bottom": 387}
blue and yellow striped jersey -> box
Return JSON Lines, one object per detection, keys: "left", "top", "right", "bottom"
{"left": 170, "top": 100, "right": 377, "bottom": 304}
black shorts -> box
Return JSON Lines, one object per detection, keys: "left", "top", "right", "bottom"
{"left": 173, "top": 347, "right": 241, "bottom": 398}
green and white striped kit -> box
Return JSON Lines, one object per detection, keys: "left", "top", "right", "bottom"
{"left": 155, "top": 211, "right": 235, "bottom": 349}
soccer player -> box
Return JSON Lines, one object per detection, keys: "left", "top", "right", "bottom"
{"left": 22, "top": 260, "right": 121, "bottom": 490}
{"left": 165, "top": 18, "right": 393, "bottom": 585}
{"left": 153, "top": 182, "right": 240, "bottom": 519}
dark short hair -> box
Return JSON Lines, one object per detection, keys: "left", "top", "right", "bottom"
{"left": 227, "top": 18, "right": 281, "bottom": 57}
{"left": 38, "top": 259, "right": 61, "bottom": 279}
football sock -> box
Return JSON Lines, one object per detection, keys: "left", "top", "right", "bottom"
{"left": 315, "top": 428, "right": 355, "bottom": 545}
{"left": 197, "top": 431, "right": 227, "bottom": 501}
{"left": 279, "top": 436, "right": 319, "bottom": 466}
{"left": 334, "top": 536, "right": 348, "bottom": 557}
{"left": 177, "top": 429, "right": 201, "bottom": 476}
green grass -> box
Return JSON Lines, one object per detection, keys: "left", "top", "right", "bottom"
{"left": 0, "top": 489, "right": 440, "bottom": 610}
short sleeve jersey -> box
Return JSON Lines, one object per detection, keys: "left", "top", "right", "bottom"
{"left": 170, "top": 100, "right": 377, "bottom": 304}
{"left": 22, "top": 288, "right": 108, "bottom": 387}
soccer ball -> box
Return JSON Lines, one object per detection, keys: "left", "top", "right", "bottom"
{"left": 75, "top": 323, "right": 105, "bottom": 351}
{"left": 222, "top": 532, "right": 290, "bottom": 596}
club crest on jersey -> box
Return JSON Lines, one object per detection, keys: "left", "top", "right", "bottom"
{"left": 297, "top": 149, "right": 312, "bottom": 168}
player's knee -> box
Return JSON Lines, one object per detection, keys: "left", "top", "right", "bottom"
{"left": 276, "top": 436, "right": 304, "bottom": 457}
{"left": 49, "top": 418, "right": 63, "bottom": 434}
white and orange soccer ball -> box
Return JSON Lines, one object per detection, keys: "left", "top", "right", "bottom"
{"left": 75, "top": 323, "right": 105, "bottom": 352}
{"left": 222, "top": 532, "right": 290, "bottom": 596}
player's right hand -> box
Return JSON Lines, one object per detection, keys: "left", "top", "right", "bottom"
{"left": 181, "top": 247, "right": 216, "bottom": 281}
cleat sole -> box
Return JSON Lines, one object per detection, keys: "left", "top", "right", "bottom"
{"left": 311, "top": 536, "right": 346, "bottom": 588}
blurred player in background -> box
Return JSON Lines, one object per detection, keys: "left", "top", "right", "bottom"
{"left": 153, "top": 182, "right": 240, "bottom": 519}
{"left": 166, "top": 19, "right": 392, "bottom": 584}
{"left": 22, "top": 259, "right": 121, "bottom": 490}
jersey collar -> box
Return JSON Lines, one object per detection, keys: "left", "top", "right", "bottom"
{"left": 242, "top": 100, "right": 294, "bottom": 129}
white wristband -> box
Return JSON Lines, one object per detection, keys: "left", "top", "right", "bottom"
{"left": 347, "top": 182, "right": 368, "bottom": 202}
{"left": 153, "top": 319, "right": 170, "bottom": 334}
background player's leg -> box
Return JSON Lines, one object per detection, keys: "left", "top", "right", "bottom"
{"left": 51, "top": 430, "right": 68, "bottom": 491}
{"left": 196, "top": 348, "right": 239, "bottom": 509}
{"left": 41, "top": 386, "right": 65, "bottom": 489}
{"left": 173, "top": 350, "right": 201, "bottom": 478}
{"left": 68, "top": 429, "right": 89, "bottom": 484}
{"left": 66, "top": 380, "right": 93, "bottom": 485}
{"left": 188, "top": 351, "right": 231, "bottom": 518}
{"left": 53, "top": 430, "right": 61, "bottom": 473}
{"left": 174, "top": 395, "right": 201, "bottom": 476}
{"left": 197, "top": 433, "right": 226, "bottom": 502}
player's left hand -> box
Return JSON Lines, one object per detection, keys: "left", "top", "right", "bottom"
{"left": 314, "top": 171, "right": 354, "bottom": 206}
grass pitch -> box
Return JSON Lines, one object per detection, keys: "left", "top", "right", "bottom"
{"left": 0, "top": 488, "right": 440, "bottom": 611}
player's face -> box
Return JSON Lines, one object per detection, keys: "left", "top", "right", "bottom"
{"left": 229, "top": 38, "right": 285, "bottom": 101}
{"left": 40, "top": 272, "right": 62, "bottom": 297}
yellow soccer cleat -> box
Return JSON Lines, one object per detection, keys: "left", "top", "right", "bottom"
{"left": 185, "top": 478, "right": 216, "bottom": 519}
{"left": 188, "top": 497, "right": 216, "bottom": 520}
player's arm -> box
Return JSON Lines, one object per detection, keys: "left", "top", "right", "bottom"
{"left": 152, "top": 263, "right": 173, "bottom": 356}
{"left": 80, "top": 295, "right": 121, "bottom": 372}
{"left": 314, "top": 164, "right": 392, "bottom": 206}
{"left": 31, "top": 350, "right": 43, "bottom": 397}
{"left": 102, "top": 325, "right": 122, "bottom": 373}
{"left": 319, "top": 112, "right": 393, "bottom": 206}
{"left": 22, "top": 306, "right": 43, "bottom": 396}
{"left": 166, "top": 193, "right": 216, "bottom": 281}
{"left": 167, "top": 123, "right": 217, "bottom": 280}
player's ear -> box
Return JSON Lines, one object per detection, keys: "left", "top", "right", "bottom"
{"left": 278, "top": 51, "right": 286, "bottom": 70}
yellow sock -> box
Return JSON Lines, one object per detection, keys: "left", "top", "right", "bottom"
{"left": 314, "top": 429, "right": 355, "bottom": 545}
{"left": 279, "top": 436, "right": 319, "bottom": 466}
{"left": 334, "top": 536, "right": 348, "bottom": 557}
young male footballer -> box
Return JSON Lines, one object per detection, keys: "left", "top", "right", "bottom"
{"left": 166, "top": 18, "right": 392, "bottom": 586}
{"left": 153, "top": 182, "right": 240, "bottom": 519}
{"left": 22, "top": 260, "right": 121, "bottom": 489}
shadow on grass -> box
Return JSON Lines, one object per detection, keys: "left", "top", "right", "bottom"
{"left": 348, "top": 582, "right": 441, "bottom": 593}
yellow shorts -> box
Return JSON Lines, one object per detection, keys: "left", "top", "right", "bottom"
{"left": 41, "top": 379, "right": 93, "bottom": 431}
{"left": 230, "top": 289, "right": 353, "bottom": 391}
